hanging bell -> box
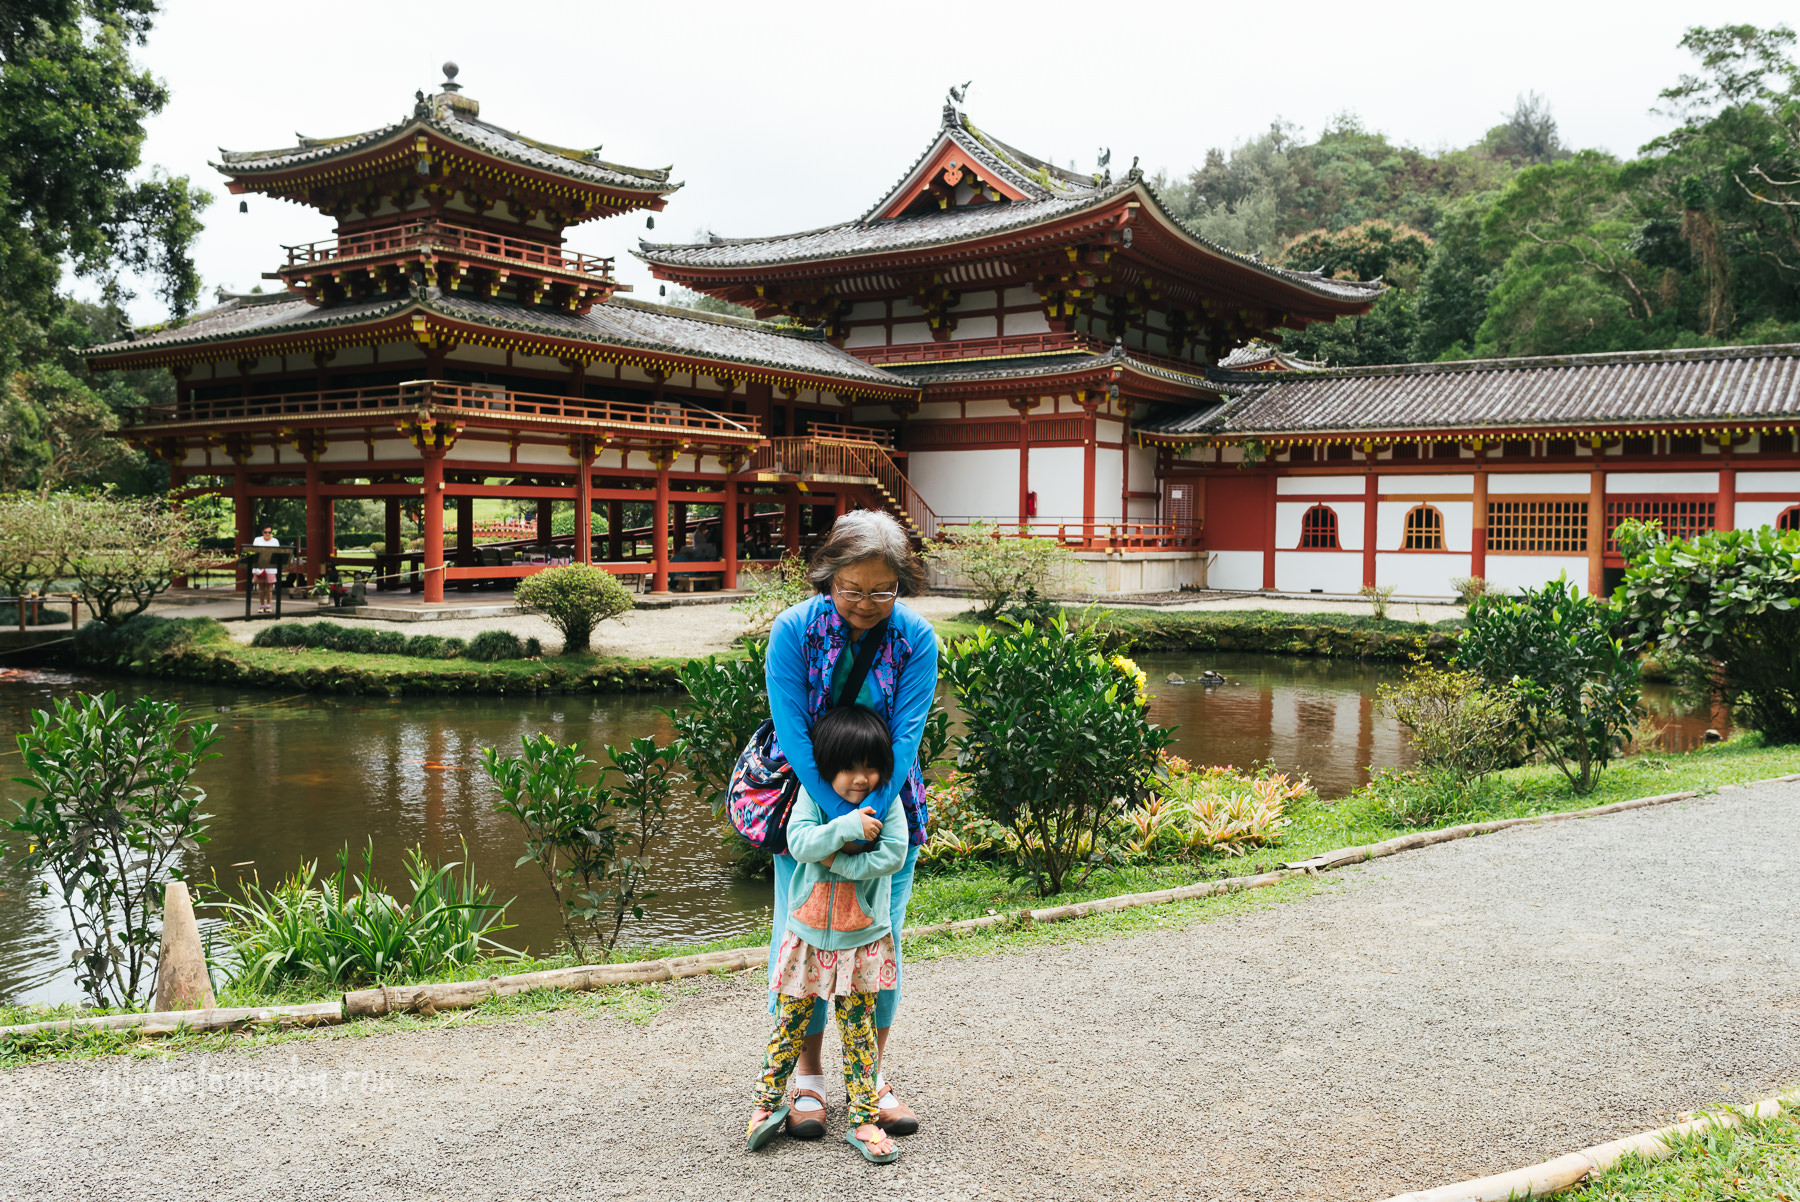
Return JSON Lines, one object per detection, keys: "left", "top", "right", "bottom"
{"left": 239, "top": 200, "right": 248, "bottom": 213}
{"left": 645, "top": 215, "right": 655, "bottom": 229}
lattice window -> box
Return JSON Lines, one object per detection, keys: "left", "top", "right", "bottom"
{"left": 1299, "top": 505, "right": 1340, "bottom": 549}
{"left": 1604, "top": 499, "right": 1716, "bottom": 552}
{"left": 1487, "top": 500, "right": 1588, "bottom": 553}
{"left": 1402, "top": 505, "right": 1445, "bottom": 550}
{"left": 1779, "top": 506, "right": 1800, "bottom": 533}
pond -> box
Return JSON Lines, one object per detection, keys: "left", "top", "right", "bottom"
{"left": 0, "top": 654, "right": 1727, "bottom": 1005}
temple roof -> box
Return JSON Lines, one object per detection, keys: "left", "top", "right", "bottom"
{"left": 1217, "top": 341, "right": 1326, "bottom": 372}
{"left": 1166, "top": 343, "right": 1800, "bottom": 437}
{"left": 84, "top": 290, "right": 910, "bottom": 391}
{"left": 217, "top": 76, "right": 677, "bottom": 199}
{"left": 861, "top": 105, "right": 1107, "bottom": 219}
{"left": 882, "top": 343, "right": 1214, "bottom": 393}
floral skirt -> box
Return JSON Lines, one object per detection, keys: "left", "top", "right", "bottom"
{"left": 772, "top": 932, "right": 897, "bottom": 999}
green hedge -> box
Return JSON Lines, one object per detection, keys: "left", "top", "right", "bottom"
{"left": 249, "top": 621, "right": 541, "bottom": 661}
{"left": 1089, "top": 609, "right": 1463, "bottom": 661}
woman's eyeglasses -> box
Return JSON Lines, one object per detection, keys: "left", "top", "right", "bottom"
{"left": 834, "top": 585, "right": 899, "bottom": 604}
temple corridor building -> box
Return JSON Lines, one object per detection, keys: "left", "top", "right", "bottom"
{"left": 90, "top": 74, "right": 1800, "bottom": 599}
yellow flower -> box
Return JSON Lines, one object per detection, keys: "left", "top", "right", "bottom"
{"left": 1109, "top": 654, "right": 1148, "bottom": 707}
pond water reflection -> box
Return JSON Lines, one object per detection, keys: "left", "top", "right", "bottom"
{"left": 0, "top": 654, "right": 1726, "bottom": 1005}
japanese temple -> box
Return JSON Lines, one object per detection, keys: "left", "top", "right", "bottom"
{"left": 90, "top": 73, "right": 1800, "bottom": 601}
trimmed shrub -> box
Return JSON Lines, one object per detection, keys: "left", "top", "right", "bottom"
{"left": 930, "top": 519, "right": 1081, "bottom": 618}
{"left": 466, "top": 629, "right": 526, "bottom": 662}
{"left": 514, "top": 563, "right": 634, "bottom": 654}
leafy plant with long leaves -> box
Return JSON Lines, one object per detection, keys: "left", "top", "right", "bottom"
{"left": 3, "top": 692, "right": 218, "bottom": 1007}
{"left": 481, "top": 733, "right": 682, "bottom": 961}
{"left": 210, "top": 840, "right": 513, "bottom": 991}
{"left": 942, "top": 616, "right": 1175, "bottom": 895}
{"left": 1456, "top": 578, "right": 1641, "bottom": 793}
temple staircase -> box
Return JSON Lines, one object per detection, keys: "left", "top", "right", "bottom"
{"left": 746, "top": 429, "right": 939, "bottom": 542}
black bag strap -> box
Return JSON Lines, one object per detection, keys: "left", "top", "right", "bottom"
{"left": 836, "top": 618, "right": 889, "bottom": 708}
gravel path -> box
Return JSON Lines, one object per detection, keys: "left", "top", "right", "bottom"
{"left": 6, "top": 781, "right": 1797, "bottom": 1200}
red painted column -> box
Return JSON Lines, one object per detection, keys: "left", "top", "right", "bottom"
{"left": 1471, "top": 464, "right": 1488, "bottom": 581}
{"left": 1718, "top": 448, "right": 1737, "bottom": 532}
{"left": 574, "top": 438, "right": 593, "bottom": 564}
{"left": 234, "top": 468, "right": 253, "bottom": 594}
{"left": 422, "top": 452, "right": 445, "bottom": 603}
{"left": 1082, "top": 399, "right": 1098, "bottom": 545}
{"left": 652, "top": 454, "right": 672, "bottom": 592}
{"left": 1016, "top": 400, "right": 1030, "bottom": 526}
{"left": 1362, "top": 470, "right": 1378, "bottom": 589}
{"left": 1587, "top": 468, "right": 1606, "bottom": 597}
{"left": 1262, "top": 472, "right": 1277, "bottom": 591}
{"left": 723, "top": 474, "right": 740, "bottom": 589}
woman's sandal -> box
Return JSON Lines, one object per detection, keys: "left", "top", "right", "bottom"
{"left": 877, "top": 1092, "right": 919, "bottom": 1137}
{"left": 746, "top": 1103, "right": 790, "bottom": 1152}
{"left": 845, "top": 1125, "right": 899, "bottom": 1164}
{"left": 784, "top": 1088, "right": 826, "bottom": 1140}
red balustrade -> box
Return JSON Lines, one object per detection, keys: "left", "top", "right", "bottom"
{"left": 283, "top": 222, "right": 614, "bottom": 278}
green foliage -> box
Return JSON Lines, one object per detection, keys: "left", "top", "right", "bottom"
{"left": 1456, "top": 578, "right": 1642, "bottom": 793}
{"left": 942, "top": 616, "right": 1176, "bottom": 895}
{"left": 667, "top": 643, "right": 772, "bottom": 877}
{"left": 1359, "top": 583, "right": 1397, "bottom": 621}
{"left": 249, "top": 621, "right": 484, "bottom": 660}
{"left": 480, "top": 733, "right": 682, "bottom": 961}
{"left": 1448, "top": 575, "right": 1491, "bottom": 604}
{"left": 0, "top": 491, "right": 202, "bottom": 623}
{"left": 209, "top": 841, "right": 513, "bottom": 991}
{"left": 732, "top": 553, "right": 811, "bottom": 640}
{"left": 513, "top": 563, "right": 634, "bottom": 654}
{"left": 1132, "top": 758, "right": 1309, "bottom": 857}
{"left": 1618, "top": 525, "right": 1800, "bottom": 742}
{"left": 1377, "top": 662, "right": 1521, "bottom": 784}
{"left": 465, "top": 629, "right": 528, "bottom": 662}
{"left": 2, "top": 692, "right": 219, "bottom": 1007}
{"left": 931, "top": 520, "right": 1080, "bottom": 619}
{"left": 1566, "top": 1099, "right": 1800, "bottom": 1202}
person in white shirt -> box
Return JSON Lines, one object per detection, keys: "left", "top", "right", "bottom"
{"left": 251, "top": 525, "right": 280, "bottom": 613}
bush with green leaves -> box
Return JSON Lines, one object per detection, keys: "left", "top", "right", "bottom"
{"left": 942, "top": 616, "right": 1175, "bottom": 895}
{"left": 669, "top": 643, "right": 774, "bottom": 876}
{"left": 210, "top": 840, "right": 513, "bottom": 991}
{"left": 931, "top": 520, "right": 1081, "bottom": 619}
{"left": 732, "top": 553, "right": 811, "bottom": 640}
{"left": 1617, "top": 524, "right": 1800, "bottom": 743}
{"left": 1448, "top": 576, "right": 1490, "bottom": 605}
{"left": 1456, "top": 577, "right": 1641, "bottom": 794}
{"left": 1376, "top": 661, "right": 1520, "bottom": 784}
{"left": 513, "top": 563, "right": 634, "bottom": 654}
{"left": 481, "top": 733, "right": 682, "bottom": 961}
{"left": 402, "top": 633, "right": 466, "bottom": 660}
{"left": 1359, "top": 583, "right": 1397, "bottom": 621}
{"left": 2, "top": 692, "right": 219, "bottom": 1007}
{"left": 465, "top": 629, "right": 527, "bottom": 662}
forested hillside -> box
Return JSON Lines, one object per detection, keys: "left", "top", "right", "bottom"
{"left": 1158, "top": 24, "right": 1800, "bottom": 366}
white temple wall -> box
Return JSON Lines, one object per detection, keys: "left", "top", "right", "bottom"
{"left": 1209, "top": 550, "right": 1263, "bottom": 591}
{"left": 1093, "top": 449, "right": 1123, "bottom": 521}
{"left": 1604, "top": 471, "right": 1718, "bottom": 493}
{"left": 1375, "top": 553, "right": 1471, "bottom": 595}
{"left": 1027, "top": 446, "right": 1083, "bottom": 519}
{"left": 1274, "top": 551, "right": 1361, "bottom": 593}
{"left": 1276, "top": 501, "right": 1365, "bottom": 550}
{"left": 1485, "top": 554, "right": 1592, "bottom": 594}
{"left": 908, "top": 449, "right": 1018, "bottom": 521}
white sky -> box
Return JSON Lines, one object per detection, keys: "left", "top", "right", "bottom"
{"left": 105, "top": 0, "right": 1797, "bottom": 323}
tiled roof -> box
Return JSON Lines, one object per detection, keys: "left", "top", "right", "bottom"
{"left": 859, "top": 108, "right": 1105, "bottom": 220}
{"left": 216, "top": 91, "right": 676, "bottom": 196}
{"left": 85, "top": 289, "right": 912, "bottom": 391}
{"left": 882, "top": 345, "right": 1214, "bottom": 392}
{"left": 1133, "top": 402, "right": 1230, "bottom": 436}
{"left": 1199, "top": 343, "right": 1800, "bottom": 436}
{"left": 1217, "top": 342, "right": 1325, "bottom": 371}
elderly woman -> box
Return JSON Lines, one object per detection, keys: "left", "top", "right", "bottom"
{"left": 764, "top": 509, "right": 936, "bottom": 1141}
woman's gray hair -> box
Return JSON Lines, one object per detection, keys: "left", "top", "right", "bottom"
{"left": 805, "top": 510, "right": 926, "bottom": 596}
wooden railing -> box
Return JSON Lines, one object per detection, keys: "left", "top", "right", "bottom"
{"left": 803, "top": 422, "right": 892, "bottom": 446}
{"left": 127, "top": 380, "right": 760, "bottom": 438}
{"left": 746, "top": 436, "right": 940, "bottom": 540}
{"left": 283, "top": 222, "right": 614, "bottom": 278}
{"left": 937, "top": 519, "right": 1205, "bottom": 552}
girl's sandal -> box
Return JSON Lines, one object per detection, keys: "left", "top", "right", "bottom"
{"left": 746, "top": 1104, "right": 790, "bottom": 1152}
{"left": 845, "top": 1125, "right": 899, "bottom": 1164}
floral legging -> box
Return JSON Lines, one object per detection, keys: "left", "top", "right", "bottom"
{"left": 755, "top": 990, "right": 881, "bottom": 1128}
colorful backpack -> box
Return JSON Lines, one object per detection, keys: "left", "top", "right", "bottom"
{"left": 725, "top": 617, "right": 887, "bottom": 854}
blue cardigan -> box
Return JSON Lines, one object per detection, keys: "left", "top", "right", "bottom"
{"left": 765, "top": 593, "right": 938, "bottom": 844}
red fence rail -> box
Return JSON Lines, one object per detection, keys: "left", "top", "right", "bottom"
{"left": 283, "top": 222, "right": 614, "bottom": 278}
{"left": 937, "top": 519, "right": 1205, "bottom": 552}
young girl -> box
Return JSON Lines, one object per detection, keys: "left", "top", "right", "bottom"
{"left": 748, "top": 704, "right": 906, "bottom": 1164}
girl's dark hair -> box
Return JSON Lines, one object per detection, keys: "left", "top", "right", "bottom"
{"left": 812, "top": 704, "right": 893, "bottom": 783}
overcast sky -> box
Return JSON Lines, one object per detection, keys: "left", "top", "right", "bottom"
{"left": 105, "top": 0, "right": 1797, "bottom": 323}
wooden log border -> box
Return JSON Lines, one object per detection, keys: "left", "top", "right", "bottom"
{"left": 1381, "top": 1087, "right": 1800, "bottom": 1202}
{"left": 3, "top": 773, "right": 1795, "bottom": 1045}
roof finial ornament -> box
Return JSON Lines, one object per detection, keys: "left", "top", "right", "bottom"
{"left": 1098, "top": 146, "right": 1113, "bottom": 186}
{"left": 944, "top": 80, "right": 971, "bottom": 126}
{"left": 440, "top": 61, "right": 462, "bottom": 93}
{"left": 413, "top": 89, "right": 430, "bottom": 120}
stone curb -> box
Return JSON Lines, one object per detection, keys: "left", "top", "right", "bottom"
{"left": 1379, "top": 1088, "right": 1800, "bottom": 1201}
{"left": 4, "top": 773, "right": 1794, "bottom": 1045}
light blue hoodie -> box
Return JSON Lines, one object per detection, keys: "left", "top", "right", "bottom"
{"left": 779, "top": 786, "right": 908, "bottom": 952}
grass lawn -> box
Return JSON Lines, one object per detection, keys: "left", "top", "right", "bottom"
{"left": 1563, "top": 1100, "right": 1800, "bottom": 1201}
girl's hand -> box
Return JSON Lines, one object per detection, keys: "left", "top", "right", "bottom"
{"left": 820, "top": 852, "right": 836, "bottom": 870}
{"left": 854, "top": 806, "right": 883, "bottom": 842}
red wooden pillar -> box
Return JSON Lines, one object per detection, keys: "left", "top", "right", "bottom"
{"left": 724, "top": 474, "right": 740, "bottom": 589}
{"left": 422, "top": 452, "right": 445, "bottom": 603}
{"left": 303, "top": 458, "right": 324, "bottom": 582}
{"left": 574, "top": 439, "right": 594, "bottom": 564}
{"left": 1015, "top": 399, "right": 1031, "bottom": 526}
{"left": 1082, "top": 399, "right": 1098, "bottom": 544}
{"left": 234, "top": 468, "right": 253, "bottom": 593}
{"left": 1718, "top": 450, "right": 1736, "bottom": 532}
{"left": 1362, "top": 470, "right": 1378, "bottom": 589}
{"left": 1471, "top": 464, "right": 1488, "bottom": 581}
{"left": 652, "top": 453, "right": 672, "bottom": 592}
{"left": 1262, "top": 472, "right": 1277, "bottom": 591}
{"left": 1587, "top": 469, "right": 1606, "bottom": 597}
